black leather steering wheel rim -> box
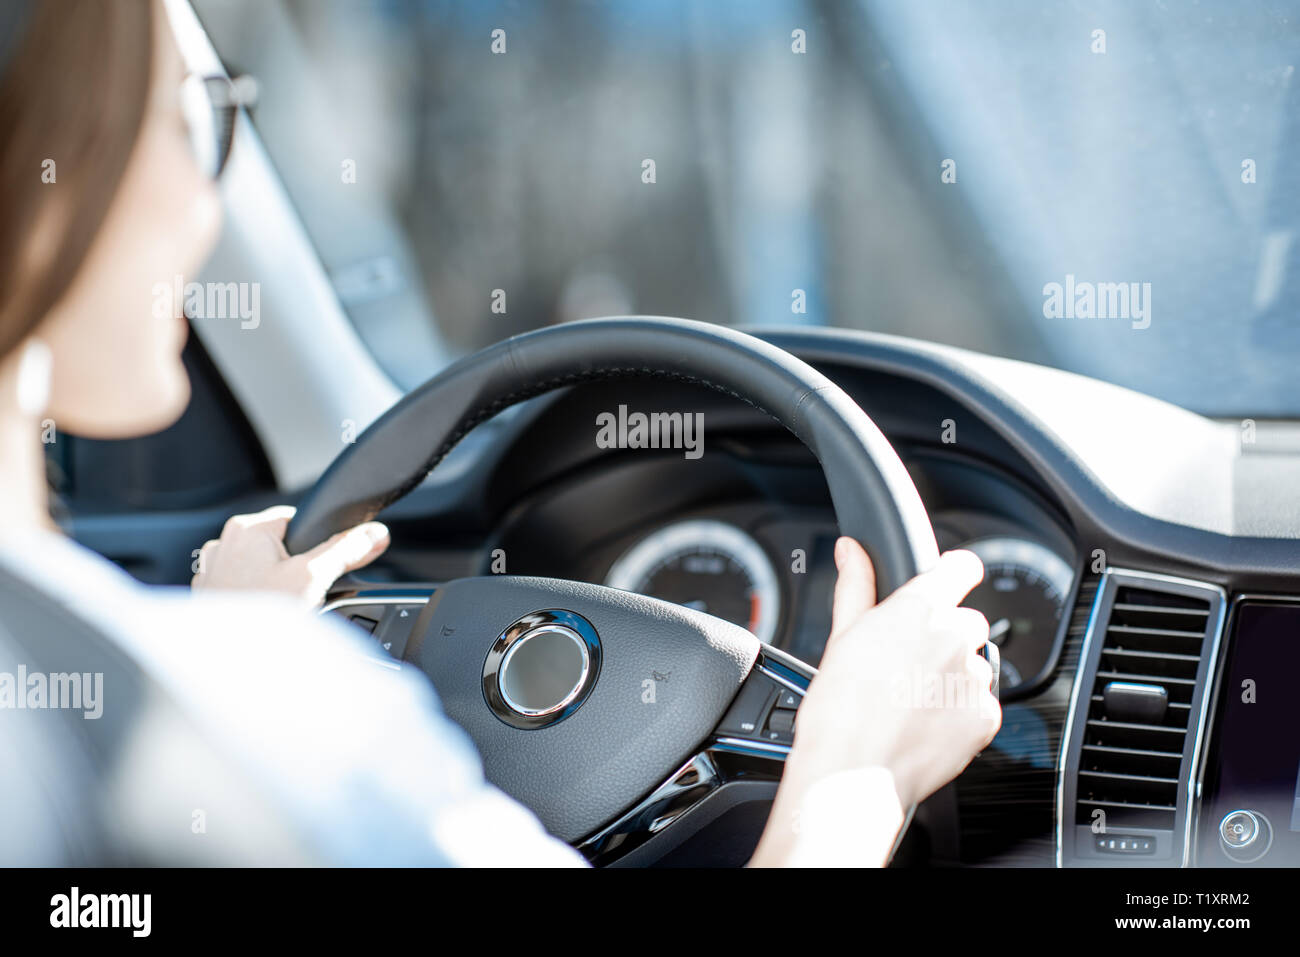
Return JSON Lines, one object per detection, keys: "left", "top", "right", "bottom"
{"left": 287, "top": 315, "right": 939, "bottom": 597}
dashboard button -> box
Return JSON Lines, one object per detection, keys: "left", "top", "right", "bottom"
{"left": 1094, "top": 834, "right": 1154, "bottom": 854}
{"left": 1220, "top": 810, "right": 1261, "bottom": 849}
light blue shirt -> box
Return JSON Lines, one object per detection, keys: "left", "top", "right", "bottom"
{"left": 0, "top": 529, "right": 585, "bottom": 866}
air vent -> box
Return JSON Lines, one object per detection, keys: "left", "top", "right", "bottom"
{"left": 1059, "top": 570, "right": 1224, "bottom": 866}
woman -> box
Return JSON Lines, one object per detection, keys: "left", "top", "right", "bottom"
{"left": 0, "top": 0, "right": 999, "bottom": 866}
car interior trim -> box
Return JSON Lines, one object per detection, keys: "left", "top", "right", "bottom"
{"left": 1055, "top": 567, "right": 1227, "bottom": 867}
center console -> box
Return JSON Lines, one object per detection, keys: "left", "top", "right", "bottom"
{"left": 1059, "top": 570, "right": 1300, "bottom": 868}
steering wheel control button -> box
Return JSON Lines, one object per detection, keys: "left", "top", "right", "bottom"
{"left": 717, "top": 676, "right": 778, "bottom": 738}
{"left": 324, "top": 599, "right": 428, "bottom": 661}
{"left": 716, "top": 666, "right": 805, "bottom": 748}
{"left": 775, "top": 690, "right": 800, "bottom": 710}
{"left": 1219, "top": 809, "right": 1271, "bottom": 862}
{"left": 766, "top": 708, "right": 795, "bottom": 742}
{"left": 350, "top": 614, "right": 380, "bottom": 635}
{"left": 482, "top": 610, "right": 602, "bottom": 730}
{"left": 378, "top": 605, "right": 422, "bottom": 660}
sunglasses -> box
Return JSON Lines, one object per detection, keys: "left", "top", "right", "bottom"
{"left": 179, "top": 73, "right": 258, "bottom": 180}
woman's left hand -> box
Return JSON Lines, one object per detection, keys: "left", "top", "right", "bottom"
{"left": 191, "top": 505, "right": 390, "bottom": 607}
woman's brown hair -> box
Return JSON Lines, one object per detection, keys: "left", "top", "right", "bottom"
{"left": 0, "top": 0, "right": 155, "bottom": 359}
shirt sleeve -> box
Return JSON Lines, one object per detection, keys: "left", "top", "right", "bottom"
{"left": 780, "top": 767, "right": 906, "bottom": 867}
{"left": 127, "top": 587, "right": 589, "bottom": 867}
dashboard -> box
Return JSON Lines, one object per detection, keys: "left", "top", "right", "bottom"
{"left": 331, "top": 327, "right": 1300, "bottom": 867}
{"left": 492, "top": 412, "right": 1077, "bottom": 691}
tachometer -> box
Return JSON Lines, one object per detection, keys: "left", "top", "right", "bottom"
{"left": 604, "top": 520, "right": 781, "bottom": 644}
{"left": 959, "top": 536, "right": 1075, "bottom": 693}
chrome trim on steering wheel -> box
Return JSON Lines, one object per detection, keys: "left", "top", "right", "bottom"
{"left": 482, "top": 609, "right": 603, "bottom": 730}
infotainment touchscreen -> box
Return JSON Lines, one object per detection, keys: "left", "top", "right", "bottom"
{"left": 1199, "top": 599, "right": 1300, "bottom": 865}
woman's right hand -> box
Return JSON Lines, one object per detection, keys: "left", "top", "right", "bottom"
{"left": 191, "top": 505, "right": 390, "bottom": 608}
{"left": 750, "top": 538, "right": 1001, "bottom": 866}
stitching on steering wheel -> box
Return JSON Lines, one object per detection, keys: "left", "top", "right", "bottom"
{"left": 374, "top": 365, "right": 787, "bottom": 516}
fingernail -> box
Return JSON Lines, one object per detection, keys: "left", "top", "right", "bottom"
{"left": 362, "top": 522, "right": 389, "bottom": 543}
{"left": 833, "top": 537, "right": 847, "bottom": 567}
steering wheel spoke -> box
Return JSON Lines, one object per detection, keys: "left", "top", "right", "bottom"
{"left": 577, "top": 646, "right": 811, "bottom": 866}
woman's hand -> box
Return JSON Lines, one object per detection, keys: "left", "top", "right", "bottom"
{"left": 750, "top": 537, "right": 1001, "bottom": 867}
{"left": 191, "top": 505, "right": 390, "bottom": 607}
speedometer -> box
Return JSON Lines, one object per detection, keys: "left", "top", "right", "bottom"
{"left": 959, "top": 536, "right": 1075, "bottom": 694}
{"left": 604, "top": 520, "right": 781, "bottom": 644}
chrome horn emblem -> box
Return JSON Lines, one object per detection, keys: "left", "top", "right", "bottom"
{"left": 483, "top": 610, "right": 602, "bottom": 729}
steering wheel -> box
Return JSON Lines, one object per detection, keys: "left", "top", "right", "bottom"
{"left": 286, "top": 316, "right": 942, "bottom": 864}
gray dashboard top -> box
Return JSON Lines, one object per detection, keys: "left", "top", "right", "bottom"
{"left": 374, "top": 322, "right": 1300, "bottom": 589}
{"left": 757, "top": 327, "right": 1300, "bottom": 541}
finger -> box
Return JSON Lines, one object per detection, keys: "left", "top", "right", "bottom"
{"left": 966, "top": 652, "right": 994, "bottom": 691}
{"left": 301, "top": 522, "right": 390, "bottom": 583}
{"left": 928, "top": 606, "right": 991, "bottom": 651}
{"left": 892, "top": 549, "right": 984, "bottom": 610}
{"left": 222, "top": 505, "right": 297, "bottom": 538}
{"left": 830, "top": 536, "right": 876, "bottom": 637}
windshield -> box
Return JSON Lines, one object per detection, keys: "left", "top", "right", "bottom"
{"left": 194, "top": 0, "right": 1299, "bottom": 417}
